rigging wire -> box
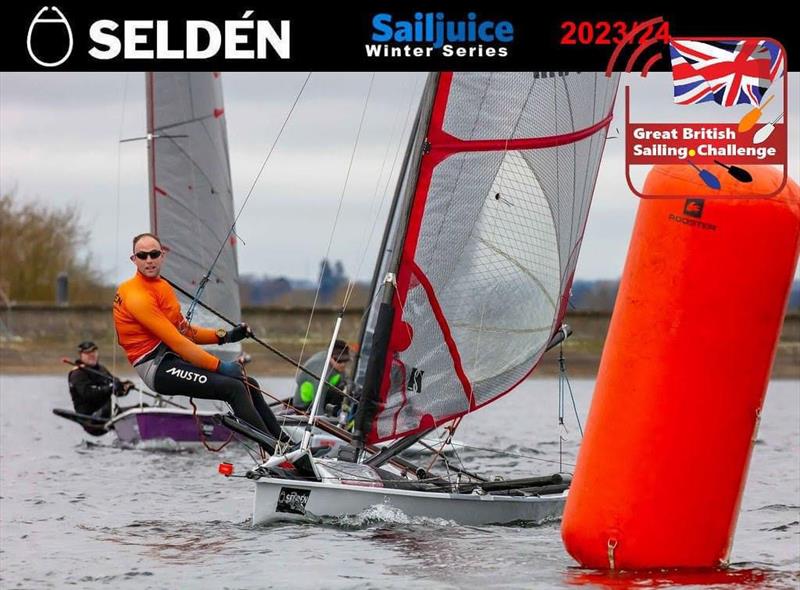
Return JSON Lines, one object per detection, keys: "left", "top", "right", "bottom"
{"left": 186, "top": 72, "right": 314, "bottom": 323}
{"left": 234, "top": 431, "right": 267, "bottom": 465}
{"left": 340, "top": 73, "right": 424, "bottom": 377}
{"left": 349, "top": 73, "right": 423, "bottom": 286}
{"left": 446, "top": 440, "right": 576, "bottom": 469}
{"left": 559, "top": 341, "right": 584, "bottom": 438}
{"left": 288, "top": 72, "right": 377, "bottom": 397}
{"left": 424, "top": 417, "right": 462, "bottom": 475}
{"left": 312, "top": 71, "right": 376, "bottom": 312}
{"left": 341, "top": 74, "right": 424, "bottom": 392}
{"left": 303, "top": 461, "right": 479, "bottom": 488}
{"left": 231, "top": 357, "right": 575, "bottom": 471}
{"left": 111, "top": 72, "right": 130, "bottom": 414}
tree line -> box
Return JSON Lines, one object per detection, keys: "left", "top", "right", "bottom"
{"left": 0, "top": 192, "right": 113, "bottom": 304}
{"left": 3, "top": 191, "right": 797, "bottom": 311}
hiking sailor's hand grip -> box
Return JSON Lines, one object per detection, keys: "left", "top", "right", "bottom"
{"left": 222, "top": 323, "right": 251, "bottom": 344}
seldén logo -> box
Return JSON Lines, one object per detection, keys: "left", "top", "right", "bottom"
{"left": 367, "top": 12, "right": 513, "bottom": 59}
{"left": 27, "top": 7, "right": 74, "bottom": 67}
{"left": 26, "top": 6, "right": 290, "bottom": 67}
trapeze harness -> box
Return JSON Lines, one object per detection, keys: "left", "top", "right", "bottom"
{"left": 112, "top": 272, "right": 283, "bottom": 440}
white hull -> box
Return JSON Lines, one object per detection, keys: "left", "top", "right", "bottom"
{"left": 252, "top": 476, "right": 566, "bottom": 526}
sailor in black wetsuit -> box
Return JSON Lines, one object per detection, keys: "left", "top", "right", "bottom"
{"left": 68, "top": 341, "right": 133, "bottom": 422}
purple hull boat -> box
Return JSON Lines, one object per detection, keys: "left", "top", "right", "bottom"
{"left": 110, "top": 408, "right": 231, "bottom": 446}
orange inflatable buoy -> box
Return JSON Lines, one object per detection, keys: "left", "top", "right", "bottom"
{"left": 562, "top": 165, "right": 800, "bottom": 569}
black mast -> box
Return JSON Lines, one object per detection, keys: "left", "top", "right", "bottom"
{"left": 350, "top": 73, "right": 440, "bottom": 459}
{"left": 352, "top": 76, "right": 426, "bottom": 386}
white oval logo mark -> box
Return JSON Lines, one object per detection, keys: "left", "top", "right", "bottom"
{"left": 27, "top": 6, "right": 74, "bottom": 68}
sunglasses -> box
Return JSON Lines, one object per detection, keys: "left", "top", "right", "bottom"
{"left": 133, "top": 250, "right": 163, "bottom": 260}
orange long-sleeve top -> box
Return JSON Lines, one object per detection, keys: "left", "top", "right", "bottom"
{"left": 113, "top": 272, "right": 221, "bottom": 371}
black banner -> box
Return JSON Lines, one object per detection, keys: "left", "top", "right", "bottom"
{"left": 2, "top": 2, "right": 796, "bottom": 72}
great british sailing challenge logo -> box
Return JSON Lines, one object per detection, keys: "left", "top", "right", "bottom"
{"left": 625, "top": 37, "right": 788, "bottom": 199}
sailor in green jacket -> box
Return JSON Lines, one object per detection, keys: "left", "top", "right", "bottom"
{"left": 293, "top": 340, "right": 351, "bottom": 415}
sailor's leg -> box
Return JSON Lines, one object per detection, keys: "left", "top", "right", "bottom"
{"left": 244, "top": 376, "right": 289, "bottom": 442}
{"left": 152, "top": 356, "right": 271, "bottom": 435}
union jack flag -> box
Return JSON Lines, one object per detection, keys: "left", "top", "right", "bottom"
{"left": 670, "top": 39, "right": 785, "bottom": 107}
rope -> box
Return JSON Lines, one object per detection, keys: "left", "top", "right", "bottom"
{"left": 190, "top": 398, "right": 234, "bottom": 453}
{"left": 348, "top": 73, "right": 423, "bottom": 287}
{"left": 187, "top": 72, "right": 314, "bottom": 322}
{"left": 286, "top": 72, "right": 377, "bottom": 430}
{"left": 110, "top": 72, "right": 131, "bottom": 417}
{"left": 425, "top": 417, "right": 461, "bottom": 473}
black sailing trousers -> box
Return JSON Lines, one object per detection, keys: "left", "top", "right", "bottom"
{"left": 152, "top": 354, "right": 285, "bottom": 442}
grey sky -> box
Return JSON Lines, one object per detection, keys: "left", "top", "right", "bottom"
{"left": 1, "top": 72, "right": 797, "bottom": 284}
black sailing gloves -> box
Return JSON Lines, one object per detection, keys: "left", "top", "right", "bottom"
{"left": 220, "top": 323, "right": 252, "bottom": 344}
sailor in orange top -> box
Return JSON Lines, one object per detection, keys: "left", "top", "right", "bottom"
{"left": 114, "top": 233, "right": 287, "bottom": 450}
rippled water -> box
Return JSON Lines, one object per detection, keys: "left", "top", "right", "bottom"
{"left": 1, "top": 376, "right": 798, "bottom": 589}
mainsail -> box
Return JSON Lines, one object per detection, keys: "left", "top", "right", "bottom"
{"left": 145, "top": 72, "right": 241, "bottom": 355}
{"left": 357, "top": 72, "right": 619, "bottom": 443}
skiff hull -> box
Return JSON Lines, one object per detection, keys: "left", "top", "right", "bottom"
{"left": 252, "top": 476, "right": 566, "bottom": 526}
{"left": 111, "top": 407, "right": 230, "bottom": 445}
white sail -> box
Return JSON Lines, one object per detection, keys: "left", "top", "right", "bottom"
{"left": 146, "top": 72, "right": 241, "bottom": 357}
{"left": 358, "top": 72, "right": 620, "bottom": 443}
